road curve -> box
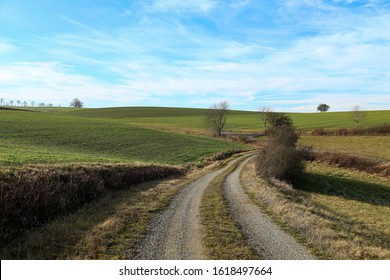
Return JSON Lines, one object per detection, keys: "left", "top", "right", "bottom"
{"left": 133, "top": 154, "right": 248, "bottom": 260}
{"left": 224, "top": 156, "right": 315, "bottom": 260}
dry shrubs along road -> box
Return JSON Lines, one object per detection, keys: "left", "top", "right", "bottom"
{"left": 241, "top": 158, "right": 390, "bottom": 259}
{"left": 0, "top": 164, "right": 184, "bottom": 245}
{"left": 308, "top": 150, "right": 390, "bottom": 178}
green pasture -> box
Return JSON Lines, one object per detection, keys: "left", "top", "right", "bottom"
{"left": 0, "top": 110, "right": 247, "bottom": 167}
{"left": 63, "top": 107, "right": 390, "bottom": 132}
{"left": 1, "top": 106, "right": 388, "bottom": 167}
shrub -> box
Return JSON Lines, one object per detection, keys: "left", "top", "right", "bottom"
{"left": 0, "top": 164, "right": 184, "bottom": 244}
{"left": 306, "top": 124, "right": 390, "bottom": 136}
{"left": 256, "top": 126, "right": 306, "bottom": 184}
{"left": 309, "top": 150, "right": 389, "bottom": 177}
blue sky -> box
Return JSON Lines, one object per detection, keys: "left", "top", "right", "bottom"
{"left": 0, "top": 0, "right": 389, "bottom": 111}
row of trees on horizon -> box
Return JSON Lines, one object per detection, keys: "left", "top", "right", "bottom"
{"left": 0, "top": 98, "right": 59, "bottom": 108}
{"left": 0, "top": 98, "right": 84, "bottom": 108}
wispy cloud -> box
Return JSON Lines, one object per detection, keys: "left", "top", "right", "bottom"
{"left": 0, "top": 0, "right": 389, "bottom": 111}
{"left": 0, "top": 40, "right": 13, "bottom": 53}
{"left": 147, "top": 0, "right": 218, "bottom": 14}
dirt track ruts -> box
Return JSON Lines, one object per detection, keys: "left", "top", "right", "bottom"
{"left": 224, "top": 156, "right": 315, "bottom": 260}
{"left": 133, "top": 154, "right": 315, "bottom": 260}
{"left": 133, "top": 155, "right": 245, "bottom": 260}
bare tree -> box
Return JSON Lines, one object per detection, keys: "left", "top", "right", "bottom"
{"left": 259, "top": 106, "right": 272, "bottom": 132}
{"left": 70, "top": 98, "right": 84, "bottom": 108}
{"left": 16, "top": 100, "right": 21, "bottom": 107}
{"left": 350, "top": 105, "right": 367, "bottom": 128}
{"left": 0, "top": 98, "right": 4, "bottom": 106}
{"left": 206, "top": 100, "right": 230, "bottom": 137}
{"left": 9, "top": 100, "right": 14, "bottom": 106}
{"left": 317, "top": 104, "right": 330, "bottom": 113}
{"left": 30, "top": 101, "right": 35, "bottom": 107}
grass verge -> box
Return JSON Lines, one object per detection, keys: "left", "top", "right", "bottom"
{"left": 200, "top": 162, "right": 259, "bottom": 259}
{"left": 299, "top": 136, "right": 390, "bottom": 160}
{"left": 0, "top": 163, "right": 183, "bottom": 244}
{"left": 308, "top": 150, "right": 389, "bottom": 177}
{"left": 0, "top": 156, "right": 237, "bottom": 259}
{"left": 0, "top": 167, "right": 205, "bottom": 259}
{"left": 241, "top": 158, "right": 390, "bottom": 259}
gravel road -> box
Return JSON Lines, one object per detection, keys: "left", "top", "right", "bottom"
{"left": 133, "top": 153, "right": 315, "bottom": 260}
{"left": 133, "top": 155, "right": 246, "bottom": 260}
{"left": 224, "top": 156, "right": 315, "bottom": 260}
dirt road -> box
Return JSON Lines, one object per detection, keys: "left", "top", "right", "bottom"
{"left": 224, "top": 156, "right": 315, "bottom": 260}
{"left": 133, "top": 154, "right": 315, "bottom": 260}
{"left": 133, "top": 155, "right": 245, "bottom": 260}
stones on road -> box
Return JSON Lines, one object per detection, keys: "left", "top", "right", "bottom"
{"left": 134, "top": 154, "right": 315, "bottom": 260}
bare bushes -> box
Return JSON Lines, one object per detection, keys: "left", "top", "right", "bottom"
{"left": 256, "top": 126, "right": 306, "bottom": 184}
{"left": 307, "top": 124, "right": 390, "bottom": 136}
{"left": 0, "top": 164, "right": 184, "bottom": 244}
{"left": 309, "top": 150, "right": 390, "bottom": 177}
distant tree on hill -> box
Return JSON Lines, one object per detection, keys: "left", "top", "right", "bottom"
{"left": 317, "top": 104, "right": 330, "bottom": 113}
{"left": 70, "top": 98, "right": 84, "bottom": 108}
{"left": 9, "top": 100, "right": 14, "bottom": 106}
{"left": 350, "top": 105, "right": 367, "bottom": 128}
{"left": 0, "top": 98, "right": 4, "bottom": 106}
{"left": 206, "top": 100, "right": 230, "bottom": 137}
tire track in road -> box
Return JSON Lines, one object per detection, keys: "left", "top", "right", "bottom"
{"left": 133, "top": 155, "right": 248, "bottom": 260}
{"left": 223, "top": 156, "right": 315, "bottom": 260}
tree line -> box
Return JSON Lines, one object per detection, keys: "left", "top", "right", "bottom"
{"left": 0, "top": 98, "right": 84, "bottom": 108}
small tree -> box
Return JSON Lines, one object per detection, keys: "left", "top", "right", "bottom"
{"left": 206, "top": 100, "right": 230, "bottom": 137}
{"left": 0, "top": 98, "right": 4, "bottom": 106}
{"left": 259, "top": 106, "right": 272, "bottom": 132}
{"left": 256, "top": 125, "right": 305, "bottom": 184}
{"left": 267, "top": 112, "right": 293, "bottom": 128}
{"left": 317, "top": 104, "right": 330, "bottom": 113}
{"left": 350, "top": 105, "right": 367, "bottom": 128}
{"left": 70, "top": 98, "right": 84, "bottom": 108}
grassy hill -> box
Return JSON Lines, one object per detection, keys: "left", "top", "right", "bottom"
{"left": 1, "top": 106, "right": 388, "bottom": 167}
{"left": 0, "top": 109, "right": 247, "bottom": 167}
{"left": 62, "top": 107, "right": 390, "bottom": 132}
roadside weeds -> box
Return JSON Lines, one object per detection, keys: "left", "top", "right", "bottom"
{"left": 241, "top": 158, "right": 390, "bottom": 259}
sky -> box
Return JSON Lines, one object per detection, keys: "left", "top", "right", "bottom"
{"left": 0, "top": 0, "right": 389, "bottom": 112}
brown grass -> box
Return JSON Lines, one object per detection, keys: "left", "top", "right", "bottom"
{"left": 0, "top": 156, "right": 237, "bottom": 259}
{"left": 306, "top": 124, "right": 390, "bottom": 136}
{"left": 241, "top": 159, "right": 390, "bottom": 259}
{"left": 308, "top": 150, "right": 389, "bottom": 177}
{"left": 200, "top": 163, "right": 259, "bottom": 259}
{"left": 0, "top": 163, "right": 184, "bottom": 245}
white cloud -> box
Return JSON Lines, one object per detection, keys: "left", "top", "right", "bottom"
{"left": 0, "top": 40, "right": 13, "bottom": 53}
{"left": 148, "top": 0, "right": 218, "bottom": 14}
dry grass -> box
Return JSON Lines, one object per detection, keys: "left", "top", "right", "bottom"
{"left": 308, "top": 150, "right": 390, "bottom": 177}
{"left": 200, "top": 163, "right": 259, "bottom": 260}
{"left": 299, "top": 136, "right": 390, "bottom": 160}
{"left": 241, "top": 159, "right": 390, "bottom": 260}
{"left": 0, "top": 157, "right": 235, "bottom": 259}
{"left": 0, "top": 163, "right": 184, "bottom": 244}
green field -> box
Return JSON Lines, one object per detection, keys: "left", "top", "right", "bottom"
{"left": 1, "top": 106, "right": 388, "bottom": 167}
{"left": 63, "top": 107, "right": 390, "bottom": 132}
{"left": 0, "top": 109, "right": 247, "bottom": 167}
